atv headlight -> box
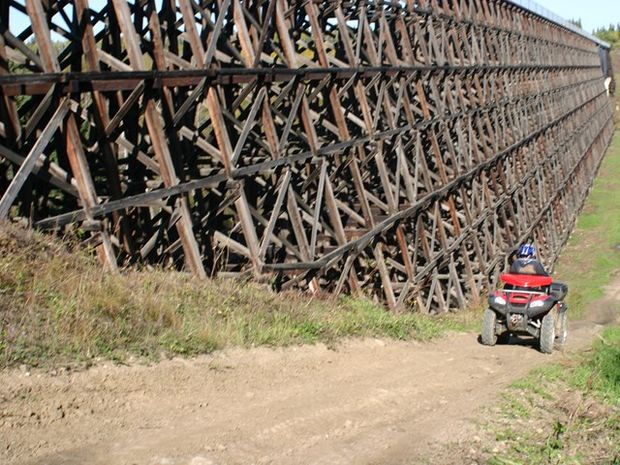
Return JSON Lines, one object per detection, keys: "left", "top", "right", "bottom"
{"left": 494, "top": 296, "right": 506, "bottom": 305}
{"left": 530, "top": 299, "right": 545, "bottom": 308}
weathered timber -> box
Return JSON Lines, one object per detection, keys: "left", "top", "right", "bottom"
{"left": 0, "top": 0, "right": 614, "bottom": 312}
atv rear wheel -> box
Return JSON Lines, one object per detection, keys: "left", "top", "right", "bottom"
{"left": 555, "top": 311, "right": 568, "bottom": 348}
{"left": 481, "top": 309, "right": 498, "bottom": 346}
{"left": 539, "top": 313, "right": 556, "bottom": 354}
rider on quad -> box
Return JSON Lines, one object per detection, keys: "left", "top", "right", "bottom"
{"left": 509, "top": 242, "right": 548, "bottom": 277}
{"left": 481, "top": 241, "right": 569, "bottom": 353}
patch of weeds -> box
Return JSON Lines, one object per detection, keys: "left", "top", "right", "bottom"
{"left": 570, "top": 325, "right": 620, "bottom": 404}
{"left": 509, "top": 364, "right": 564, "bottom": 401}
{"left": 543, "top": 420, "right": 565, "bottom": 455}
{"left": 494, "top": 427, "right": 518, "bottom": 442}
{"left": 487, "top": 458, "right": 524, "bottom": 465}
{"left": 333, "top": 296, "right": 474, "bottom": 342}
{"left": 482, "top": 325, "right": 620, "bottom": 465}
{"left": 554, "top": 129, "right": 620, "bottom": 319}
{"left": 499, "top": 392, "right": 532, "bottom": 420}
{"left": 293, "top": 320, "right": 325, "bottom": 341}
{"left": 1, "top": 223, "right": 485, "bottom": 368}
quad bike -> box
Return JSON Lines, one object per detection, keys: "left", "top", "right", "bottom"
{"left": 481, "top": 273, "right": 568, "bottom": 354}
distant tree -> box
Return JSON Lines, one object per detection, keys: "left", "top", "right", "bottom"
{"left": 568, "top": 18, "right": 582, "bottom": 28}
{"left": 594, "top": 24, "right": 620, "bottom": 49}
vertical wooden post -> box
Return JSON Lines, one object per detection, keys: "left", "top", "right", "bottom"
{"left": 111, "top": 0, "right": 206, "bottom": 278}
{"left": 26, "top": 0, "right": 118, "bottom": 271}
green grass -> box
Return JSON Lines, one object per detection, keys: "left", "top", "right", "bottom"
{"left": 570, "top": 325, "right": 620, "bottom": 405}
{"left": 0, "top": 222, "right": 479, "bottom": 368}
{"left": 554, "top": 131, "right": 620, "bottom": 317}
{"left": 482, "top": 128, "right": 620, "bottom": 465}
{"left": 487, "top": 325, "right": 620, "bottom": 465}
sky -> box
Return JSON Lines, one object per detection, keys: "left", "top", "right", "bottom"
{"left": 536, "top": 0, "right": 620, "bottom": 32}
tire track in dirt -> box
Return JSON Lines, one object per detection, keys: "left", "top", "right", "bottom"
{"left": 1, "top": 303, "right": 613, "bottom": 465}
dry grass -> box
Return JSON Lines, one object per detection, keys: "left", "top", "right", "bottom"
{"left": 482, "top": 368, "right": 619, "bottom": 465}
{"left": 0, "top": 222, "right": 478, "bottom": 368}
{"left": 427, "top": 336, "right": 620, "bottom": 465}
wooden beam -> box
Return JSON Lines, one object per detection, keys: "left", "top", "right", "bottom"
{"left": 26, "top": 0, "right": 117, "bottom": 271}
{"left": 111, "top": 0, "right": 206, "bottom": 278}
{"left": 0, "top": 99, "right": 69, "bottom": 218}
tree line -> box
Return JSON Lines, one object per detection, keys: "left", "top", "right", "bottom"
{"left": 594, "top": 24, "right": 620, "bottom": 49}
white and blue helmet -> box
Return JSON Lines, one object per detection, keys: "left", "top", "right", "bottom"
{"left": 517, "top": 243, "right": 536, "bottom": 258}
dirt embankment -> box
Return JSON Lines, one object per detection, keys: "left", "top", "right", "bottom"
{"left": 1, "top": 283, "right": 616, "bottom": 465}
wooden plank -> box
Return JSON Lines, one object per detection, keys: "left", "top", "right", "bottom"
{"left": 111, "top": 0, "right": 206, "bottom": 277}
{"left": 172, "top": 0, "right": 230, "bottom": 126}
{"left": 258, "top": 169, "right": 291, "bottom": 260}
{"left": 232, "top": 4, "right": 282, "bottom": 160}
{"left": 306, "top": 2, "right": 374, "bottom": 230}
{"left": 235, "top": 188, "right": 263, "bottom": 272}
{"left": 23, "top": 85, "right": 56, "bottom": 141}
{"left": 76, "top": 0, "right": 137, "bottom": 254}
{"left": 309, "top": 162, "right": 327, "bottom": 260}
{"left": 0, "top": 31, "right": 22, "bottom": 143}
{"left": 178, "top": 0, "right": 264, "bottom": 278}
{"left": 274, "top": 0, "right": 353, "bottom": 291}
{"left": 0, "top": 99, "right": 69, "bottom": 218}
{"left": 230, "top": 87, "right": 266, "bottom": 167}
{"left": 374, "top": 243, "right": 397, "bottom": 310}
{"left": 104, "top": 81, "right": 145, "bottom": 137}
{"left": 286, "top": 185, "right": 311, "bottom": 262}
{"left": 26, "top": 0, "right": 118, "bottom": 271}
{"left": 0, "top": 141, "right": 78, "bottom": 196}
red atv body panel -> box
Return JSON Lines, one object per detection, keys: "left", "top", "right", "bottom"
{"left": 499, "top": 273, "right": 552, "bottom": 288}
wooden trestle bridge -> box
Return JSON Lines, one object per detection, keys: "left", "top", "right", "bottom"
{"left": 0, "top": 0, "right": 614, "bottom": 312}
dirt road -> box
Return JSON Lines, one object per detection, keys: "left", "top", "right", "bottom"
{"left": 1, "top": 286, "right": 617, "bottom": 465}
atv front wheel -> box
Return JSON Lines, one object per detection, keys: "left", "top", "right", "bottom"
{"left": 555, "top": 311, "right": 568, "bottom": 348}
{"left": 539, "top": 313, "right": 556, "bottom": 354}
{"left": 481, "top": 309, "right": 498, "bottom": 346}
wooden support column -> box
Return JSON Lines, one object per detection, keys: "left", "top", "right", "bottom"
{"left": 177, "top": 0, "right": 262, "bottom": 276}
{"left": 0, "top": 14, "right": 22, "bottom": 144}
{"left": 75, "top": 0, "right": 136, "bottom": 255}
{"left": 0, "top": 100, "right": 69, "bottom": 218}
{"left": 111, "top": 0, "right": 206, "bottom": 278}
{"left": 26, "top": 0, "right": 117, "bottom": 271}
{"left": 274, "top": 0, "right": 355, "bottom": 291}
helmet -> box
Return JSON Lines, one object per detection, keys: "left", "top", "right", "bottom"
{"left": 517, "top": 243, "right": 536, "bottom": 259}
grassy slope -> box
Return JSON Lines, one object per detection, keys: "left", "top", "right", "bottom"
{"left": 483, "top": 326, "right": 620, "bottom": 465}
{"left": 471, "top": 127, "right": 620, "bottom": 465}
{"left": 0, "top": 223, "right": 478, "bottom": 368}
{"left": 553, "top": 130, "right": 620, "bottom": 318}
